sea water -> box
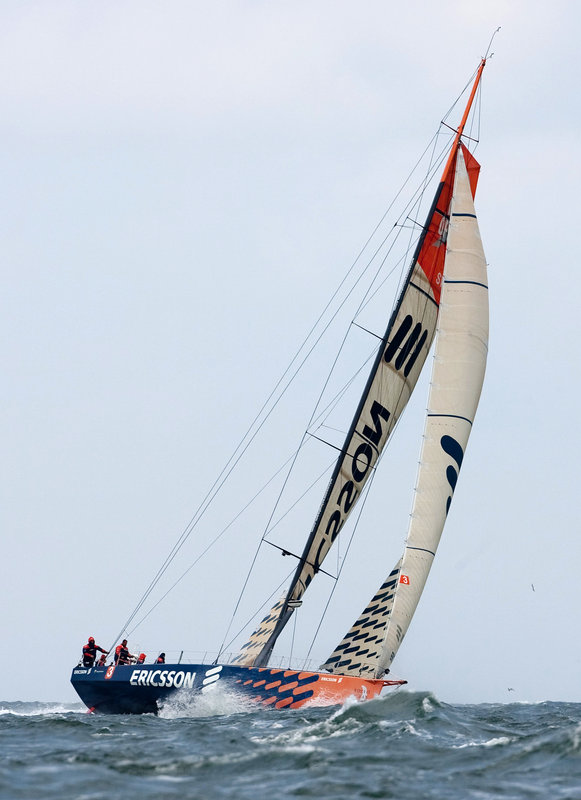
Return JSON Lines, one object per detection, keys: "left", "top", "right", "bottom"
{"left": 1, "top": 691, "right": 580, "bottom": 799}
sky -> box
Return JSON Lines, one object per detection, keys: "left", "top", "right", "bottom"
{"left": 1, "top": 0, "right": 580, "bottom": 706}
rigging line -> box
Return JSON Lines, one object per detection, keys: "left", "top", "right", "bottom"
{"left": 296, "top": 127, "right": 447, "bottom": 471}
{"left": 357, "top": 128, "right": 451, "bottom": 322}
{"left": 336, "top": 516, "right": 341, "bottom": 577}
{"left": 440, "top": 121, "right": 479, "bottom": 143}
{"left": 126, "top": 447, "right": 308, "bottom": 636}
{"left": 290, "top": 606, "right": 297, "bottom": 667}
{"left": 254, "top": 260, "right": 371, "bottom": 540}
{"left": 218, "top": 568, "right": 295, "bottom": 659}
{"left": 466, "top": 75, "right": 484, "bottom": 146}
{"left": 350, "top": 130, "right": 451, "bottom": 322}
{"left": 311, "top": 346, "right": 377, "bottom": 435}
{"left": 477, "top": 80, "right": 482, "bottom": 146}
{"left": 441, "top": 66, "right": 480, "bottom": 130}
{"left": 352, "top": 321, "right": 383, "bottom": 340}
{"left": 216, "top": 428, "right": 317, "bottom": 659}
{"left": 356, "top": 250, "right": 408, "bottom": 318}
{"left": 374, "top": 141, "right": 443, "bottom": 346}
{"left": 265, "top": 458, "right": 336, "bottom": 538}
{"left": 318, "top": 424, "right": 348, "bottom": 437}
{"left": 402, "top": 140, "right": 448, "bottom": 287}
{"left": 484, "top": 27, "right": 501, "bottom": 60}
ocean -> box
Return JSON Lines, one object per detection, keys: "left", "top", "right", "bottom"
{"left": 1, "top": 691, "right": 580, "bottom": 799}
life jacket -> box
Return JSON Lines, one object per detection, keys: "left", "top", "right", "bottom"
{"left": 83, "top": 643, "right": 96, "bottom": 665}
{"left": 115, "top": 644, "right": 129, "bottom": 664}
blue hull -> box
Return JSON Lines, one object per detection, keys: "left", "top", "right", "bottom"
{"left": 71, "top": 662, "right": 393, "bottom": 713}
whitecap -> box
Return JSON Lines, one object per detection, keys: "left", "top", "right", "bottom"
{"left": 452, "top": 735, "right": 513, "bottom": 749}
{"left": 0, "top": 702, "right": 83, "bottom": 717}
{"left": 158, "top": 684, "right": 254, "bottom": 719}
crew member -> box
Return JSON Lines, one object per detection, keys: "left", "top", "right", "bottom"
{"left": 82, "top": 637, "right": 109, "bottom": 668}
{"left": 114, "top": 639, "right": 135, "bottom": 665}
{"left": 137, "top": 653, "right": 146, "bottom": 664}
{"left": 156, "top": 652, "right": 166, "bottom": 664}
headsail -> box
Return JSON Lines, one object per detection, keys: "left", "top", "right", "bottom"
{"left": 237, "top": 145, "right": 462, "bottom": 669}
{"left": 323, "top": 142, "right": 489, "bottom": 678}
{"left": 319, "top": 560, "right": 402, "bottom": 676}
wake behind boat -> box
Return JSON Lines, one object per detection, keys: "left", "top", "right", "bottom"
{"left": 72, "top": 51, "right": 492, "bottom": 714}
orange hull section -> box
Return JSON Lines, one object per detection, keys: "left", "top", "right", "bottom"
{"left": 234, "top": 666, "right": 406, "bottom": 710}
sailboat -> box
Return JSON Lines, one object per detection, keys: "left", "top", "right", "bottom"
{"left": 71, "top": 55, "right": 490, "bottom": 714}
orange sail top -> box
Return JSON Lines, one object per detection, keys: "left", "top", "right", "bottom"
{"left": 415, "top": 58, "right": 487, "bottom": 303}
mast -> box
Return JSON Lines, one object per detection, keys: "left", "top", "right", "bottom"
{"left": 442, "top": 57, "right": 487, "bottom": 176}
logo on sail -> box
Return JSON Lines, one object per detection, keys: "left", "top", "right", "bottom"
{"left": 309, "top": 400, "right": 392, "bottom": 581}
{"left": 440, "top": 435, "right": 464, "bottom": 515}
{"left": 384, "top": 315, "right": 429, "bottom": 378}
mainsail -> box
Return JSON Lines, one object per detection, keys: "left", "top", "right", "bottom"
{"left": 321, "top": 142, "right": 489, "bottom": 678}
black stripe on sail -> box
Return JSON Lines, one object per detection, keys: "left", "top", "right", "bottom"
{"left": 444, "top": 279, "right": 488, "bottom": 289}
{"left": 409, "top": 281, "right": 438, "bottom": 307}
{"left": 427, "top": 413, "right": 473, "bottom": 425}
{"left": 452, "top": 212, "right": 476, "bottom": 218}
{"left": 405, "top": 545, "right": 436, "bottom": 557}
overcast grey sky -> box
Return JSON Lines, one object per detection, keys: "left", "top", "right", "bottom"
{"left": 1, "top": 1, "right": 580, "bottom": 706}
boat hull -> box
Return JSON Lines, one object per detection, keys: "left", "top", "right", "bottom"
{"left": 71, "top": 662, "right": 405, "bottom": 714}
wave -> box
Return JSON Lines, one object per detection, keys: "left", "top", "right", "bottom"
{"left": 0, "top": 700, "right": 85, "bottom": 717}
{"left": 158, "top": 684, "right": 256, "bottom": 719}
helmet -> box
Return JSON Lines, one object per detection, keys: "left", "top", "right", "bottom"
{"left": 88, "top": 637, "right": 95, "bottom": 644}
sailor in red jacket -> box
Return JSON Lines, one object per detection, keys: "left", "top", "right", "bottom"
{"left": 82, "top": 637, "right": 109, "bottom": 668}
{"left": 114, "top": 639, "right": 135, "bottom": 665}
